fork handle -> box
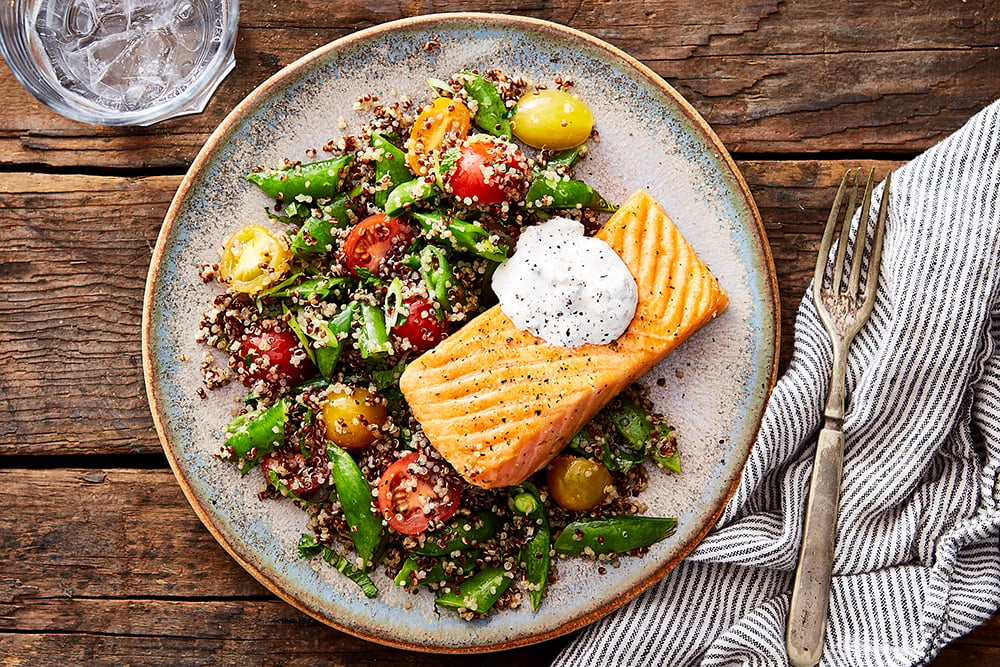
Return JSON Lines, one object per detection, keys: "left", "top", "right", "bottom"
{"left": 786, "top": 425, "right": 846, "bottom": 667}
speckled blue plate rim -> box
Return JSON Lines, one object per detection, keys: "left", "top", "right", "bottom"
{"left": 142, "top": 12, "right": 780, "bottom": 654}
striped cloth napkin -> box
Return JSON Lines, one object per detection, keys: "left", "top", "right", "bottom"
{"left": 555, "top": 99, "right": 1000, "bottom": 666}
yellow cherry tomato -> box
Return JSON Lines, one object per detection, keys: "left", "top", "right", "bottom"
{"left": 218, "top": 224, "right": 291, "bottom": 294}
{"left": 546, "top": 455, "right": 612, "bottom": 511}
{"left": 511, "top": 89, "right": 594, "bottom": 150}
{"left": 406, "top": 97, "right": 471, "bottom": 175}
{"left": 322, "top": 386, "right": 388, "bottom": 450}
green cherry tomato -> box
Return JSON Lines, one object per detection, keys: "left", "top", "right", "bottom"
{"left": 546, "top": 455, "right": 612, "bottom": 511}
{"left": 511, "top": 89, "right": 594, "bottom": 150}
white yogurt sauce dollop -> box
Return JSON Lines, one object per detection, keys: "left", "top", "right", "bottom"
{"left": 492, "top": 217, "right": 638, "bottom": 348}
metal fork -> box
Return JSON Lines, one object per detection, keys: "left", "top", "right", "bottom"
{"left": 785, "top": 168, "right": 891, "bottom": 667}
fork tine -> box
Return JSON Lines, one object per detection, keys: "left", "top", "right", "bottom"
{"left": 861, "top": 171, "right": 891, "bottom": 307}
{"left": 832, "top": 170, "right": 861, "bottom": 291}
{"left": 831, "top": 169, "right": 860, "bottom": 293}
{"left": 847, "top": 168, "right": 876, "bottom": 295}
{"left": 814, "top": 169, "right": 853, "bottom": 289}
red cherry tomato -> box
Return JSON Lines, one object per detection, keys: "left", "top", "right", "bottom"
{"left": 446, "top": 140, "right": 530, "bottom": 206}
{"left": 342, "top": 214, "right": 413, "bottom": 276}
{"left": 262, "top": 448, "right": 329, "bottom": 496}
{"left": 234, "top": 323, "right": 313, "bottom": 388}
{"left": 392, "top": 296, "right": 449, "bottom": 351}
{"left": 377, "top": 452, "right": 460, "bottom": 535}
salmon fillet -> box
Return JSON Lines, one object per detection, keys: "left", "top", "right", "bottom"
{"left": 399, "top": 189, "right": 729, "bottom": 488}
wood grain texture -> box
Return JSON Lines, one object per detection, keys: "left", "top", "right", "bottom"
{"left": 0, "top": 161, "right": 895, "bottom": 456}
{"left": 0, "top": 468, "right": 571, "bottom": 664}
{"left": 0, "top": 0, "right": 996, "bottom": 167}
{"left": 1, "top": 2, "right": 998, "bottom": 660}
{"left": 0, "top": 174, "right": 173, "bottom": 456}
{"left": 0, "top": 469, "right": 993, "bottom": 665}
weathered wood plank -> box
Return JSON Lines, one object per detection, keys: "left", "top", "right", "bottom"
{"left": 0, "top": 469, "right": 266, "bottom": 599}
{"left": 1, "top": 619, "right": 996, "bottom": 666}
{"left": 0, "top": 628, "right": 572, "bottom": 667}
{"left": 0, "top": 0, "right": 996, "bottom": 167}
{"left": 0, "top": 175, "right": 173, "bottom": 456}
{"left": 0, "top": 470, "right": 993, "bottom": 665}
{"left": 0, "top": 161, "right": 904, "bottom": 454}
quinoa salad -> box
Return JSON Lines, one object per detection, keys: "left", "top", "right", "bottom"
{"left": 196, "top": 70, "right": 681, "bottom": 618}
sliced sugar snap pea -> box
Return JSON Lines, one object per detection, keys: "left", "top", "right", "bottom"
{"left": 223, "top": 399, "right": 288, "bottom": 470}
{"left": 370, "top": 132, "right": 412, "bottom": 209}
{"left": 394, "top": 550, "right": 482, "bottom": 589}
{"left": 357, "top": 302, "right": 392, "bottom": 358}
{"left": 524, "top": 176, "right": 616, "bottom": 212}
{"left": 384, "top": 178, "right": 437, "bottom": 217}
{"left": 510, "top": 483, "right": 550, "bottom": 612}
{"left": 554, "top": 516, "right": 677, "bottom": 556}
{"left": 434, "top": 566, "right": 512, "bottom": 613}
{"left": 290, "top": 194, "right": 352, "bottom": 256}
{"left": 462, "top": 71, "right": 512, "bottom": 139}
{"left": 326, "top": 443, "right": 384, "bottom": 570}
{"left": 247, "top": 155, "right": 353, "bottom": 201}
{"left": 413, "top": 510, "right": 501, "bottom": 556}
{"left": 412, "top": 212, "right": 508, "bottom": 262}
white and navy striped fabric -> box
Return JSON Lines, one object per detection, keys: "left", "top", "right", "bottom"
{"left": 555, "top": 100, "right": 1000, "bottom": 666}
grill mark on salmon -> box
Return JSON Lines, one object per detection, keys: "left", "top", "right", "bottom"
{"left": 400, "top": 189, "right": 729, "bottom": 488}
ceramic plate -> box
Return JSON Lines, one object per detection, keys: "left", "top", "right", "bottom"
{"left": 143, "top": 13, "right": 779, "bottom": 653}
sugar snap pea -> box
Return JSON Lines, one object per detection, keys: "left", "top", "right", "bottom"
{"left": 413, "top": 510, "right": 501, "bottom": 556}
{"left": 544, "top": 145, "right": 585, "bottom": 171}
{"left": 370, "top": 132, "right": 412, "bottom": 209}
{"left": 394, "top": 550, "right": 482, "bottom": 589}
{"left": 511, "top": 483, "right": 550, "bottom": 612}
{"left": 653, "top": 444, "right": 681, "bottom": 473}
{"left": 610, "top": 397, "right": 653, "bottom": 449}
{"left": 610, "top": 398, "right": 681, "bottom": 472}
{"left": 525, "top": 176, "right": 616, "bottom": 212}
{"left": 462, "top": 71, "right": 512, "bottom": 139}
{"left": 326, "top": 443, "right": 385, "bottom": 569}
{"left": 419, "top": 245, "right": 455, "bottom": 311}
{"left": 290, "top": 194, "right": 352, "bottom": 256}
{"left": 314, "top": 302, "right": 357, "bottom": 378}
{"left": 285, "top": 301, "right": 354, "bottom": 379}
{"left": 297, "top": 533, "right": 378, "bottom": 596}
{"left": 384, "top": 178, "right": 437, "bottom": 218}
{"left": 412, "top": 212, "right": 508, "bottom": 262}
{"left": 648, "top": 415, "right": 680, "bottom": 473}
{"left": 553, "top": 516, "right": 677, "bottom": 556}
{"left": 223, "top": 399, "right": 288, "bottom": 472}
{"left": 247, "top": 155, "right": 353, "bottom": 201}
{"left": 266, "top": 276, "right": 346, "bottom": 302}
{"left": 358, "top": 302, "right": 392, "bottom": 358}
{"left": 601, "top": 397, "right": 651, "bottom": 471}
{"left": 434, "top": 566, "right": 513, "bottom": 613}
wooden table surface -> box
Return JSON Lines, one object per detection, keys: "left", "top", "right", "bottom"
{"left": 2, "top": 1, "right": 998, "bottom": 664}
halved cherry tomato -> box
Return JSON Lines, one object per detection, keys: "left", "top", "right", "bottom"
{"left": 378, "top": 452, "right": 460, "bottom": 535}
{"left": 392, "top": 296, "right": 449, "bottom": 351}
{"left": 218, "top": 224, "right": 291, "bottom": 294}
{"left": 445, "top": 139, "right": 530, "bottom": 206}
{"left": 406, "top": 97, "right": 472, "bottom": 175}
{"left": 322, "top": 385, "right": 387, "bottom": 450}
{"left": 341, "top": 214, "right": 413, "bottom": 276}
{"left": 234, "top": 323, "right": 314, "bottom": 388}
